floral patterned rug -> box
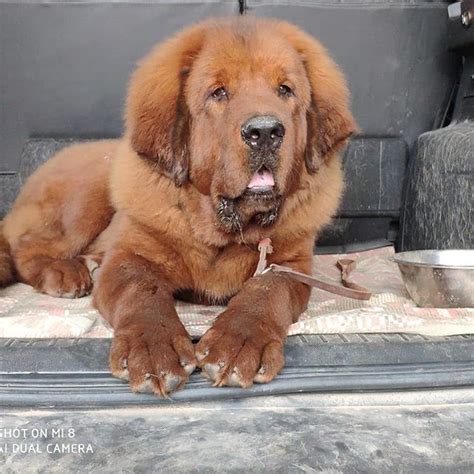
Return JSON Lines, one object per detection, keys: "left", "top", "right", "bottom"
{"left": 1, "top": 246, "right": 473, "bottom": 338}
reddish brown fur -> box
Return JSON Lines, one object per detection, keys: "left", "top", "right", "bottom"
{"left": 1, "top": 18, "right": 356, "bottom": 396}
{"left": 0, "top": 221, "right": 14, "bottom": 286}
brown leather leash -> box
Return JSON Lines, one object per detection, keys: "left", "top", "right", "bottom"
{"left": 254, "top": 238, "right": 372, "bottom": 301}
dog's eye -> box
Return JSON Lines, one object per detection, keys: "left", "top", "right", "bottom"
{"left": 278, "top": 84, "right": 293, "bottom": 97}
{"left": 211, "top": 87, "right": 228, "bottom": 101}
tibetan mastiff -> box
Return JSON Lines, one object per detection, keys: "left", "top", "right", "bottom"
{"left": 0, "top": 17, "right": 356, "bottom": 396}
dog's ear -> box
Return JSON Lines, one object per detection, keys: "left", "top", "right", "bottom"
{"left": 125, "top": 24, "right": 207, "bottom": 185}
{"left": 277, "top": 22, "right": 357, "bottom": 173}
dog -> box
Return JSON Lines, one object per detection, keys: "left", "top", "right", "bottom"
{"left": 0, "top": 17, "right": 356, "bottom": 396}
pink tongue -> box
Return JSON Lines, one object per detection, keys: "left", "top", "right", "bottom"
{"left": 247, "top": 169, "right": 275, "bottom": 189}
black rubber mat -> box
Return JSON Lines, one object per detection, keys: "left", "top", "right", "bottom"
{"left": 1, "top": 334, "right": 473, "bottom": 408}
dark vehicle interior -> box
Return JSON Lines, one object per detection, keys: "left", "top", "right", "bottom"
{"left": 1, "top": 0, "right": 473, "bottom": 471}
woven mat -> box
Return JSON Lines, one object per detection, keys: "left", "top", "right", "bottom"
{"left": 1, "top": 246, "right": 473, "bottom": 338}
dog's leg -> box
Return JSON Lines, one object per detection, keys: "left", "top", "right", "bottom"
{"left": 13, "top": 246, "right": 98, "bottom": 298}
{"left": 3, "top": 140, "right": 117, "bottom": 297}
{"left": 93, "top": 243, "right": 196, "bottom": 397}
{"left": 195, "top": 252, "right": 312, "bottom": 388}
{"left": 7, "top": 203, "right": 112, "bottom": 298}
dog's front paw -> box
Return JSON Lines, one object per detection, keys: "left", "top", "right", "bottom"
{"left": 110, "top": 322, "right": 197, "bottom": 397}
{"left": 195, "top": 312, "right": 285, "bottom": 388}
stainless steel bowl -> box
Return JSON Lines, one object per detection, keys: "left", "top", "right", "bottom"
{"left": 393, "top": 250, "right": 474, "bottom": 308}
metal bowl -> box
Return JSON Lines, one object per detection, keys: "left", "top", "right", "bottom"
{"left": 393, "top": 250, "right": 474, "bottom": 308}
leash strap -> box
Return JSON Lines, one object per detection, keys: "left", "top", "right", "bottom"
{"left": 254, "top": 238, "right": 274, "bottom": 276}
{"left": 336, "top": 258, "right": 372, "bottom": 297}
{"left": 254, "top": 239, "right": 372, "bottom": 301}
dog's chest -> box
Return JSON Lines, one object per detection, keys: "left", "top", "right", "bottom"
{"left": 188, "top": 244, "right": 260, "bottom": 299}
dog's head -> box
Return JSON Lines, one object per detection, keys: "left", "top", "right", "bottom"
{"left": 126, "top": 18, "right": 356, "bottom": 234}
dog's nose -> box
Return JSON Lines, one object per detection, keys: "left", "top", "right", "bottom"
{"left": 241, "top": 115, "right": 285, "bottom": 150}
